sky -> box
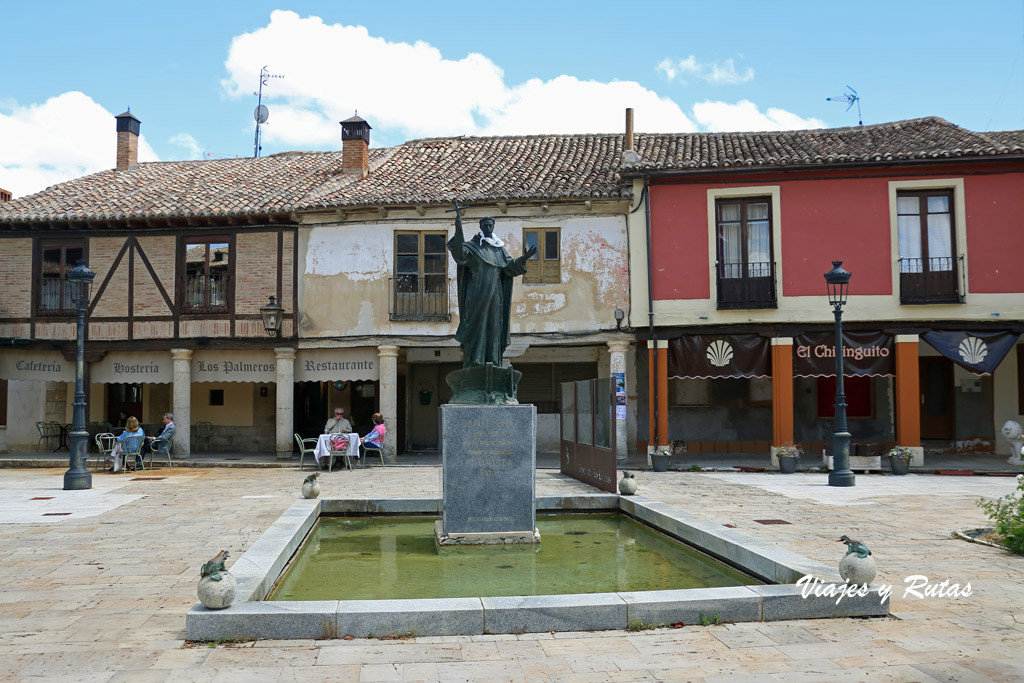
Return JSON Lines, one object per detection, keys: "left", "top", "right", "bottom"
{"left": 1, "top": 1, "right": 1022, "bottom": 199}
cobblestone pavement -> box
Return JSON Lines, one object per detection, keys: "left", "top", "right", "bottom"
{"left": 1, "top": 466, "right": 1022, "bottom": 682}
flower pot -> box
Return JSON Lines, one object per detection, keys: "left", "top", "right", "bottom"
{"left": 889, "top": 456, "right": 910, "bottom": 475}
{"left": 651, "top": 453, "right": 671, "bottom": 472}
{"left": 778, "top": 455, "right": 798, "bottom": 474}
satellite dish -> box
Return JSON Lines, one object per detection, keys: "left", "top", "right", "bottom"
{"left": 254, "top": 105, "right": 269, "bottom": 124}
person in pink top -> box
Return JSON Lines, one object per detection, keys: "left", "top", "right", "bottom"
{"left": 359, "top": 412, "right": 386, "bottom": 458}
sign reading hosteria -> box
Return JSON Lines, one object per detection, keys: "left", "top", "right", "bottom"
{"left": 295, "top": 348, "right": 379, "bottom": 382}
{"left": 91, "top": 352, "right": 172, "bottom": 384}
{"left": 668, "top": 335, "right": 769, "bottom": 379}
{"left": 191, "top": 351, "right": 276, "bottom": 383}
{"left": 793, "top": 331, "right": 894, "bottom": 377}
{"left": 0, "top": 350, "right": 75, "bottom": 382}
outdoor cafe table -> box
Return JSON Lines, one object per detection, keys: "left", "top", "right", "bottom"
{"left": 313, "top": 433, "right": 358, "bottom": 466}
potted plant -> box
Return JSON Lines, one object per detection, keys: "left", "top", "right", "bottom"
{"left": 888, "top": 446, "right": 914, "bottom": 475}
{"left": 650, "top": 449, "right": 672, "bottom": 472}
{"left": 777, "top": 445, "right": 802, "bottom": 474}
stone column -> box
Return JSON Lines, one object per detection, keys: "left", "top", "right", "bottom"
{"left": 770, "top": 338, "right": 794, "bottom": 466}
{"left": 608, "top": 340, "right": 629, "bottom": 464}
{"left": 170, "top": 348, "right": 191, "bottom": 457}
{"left": 377, "top": 345, "right": 400, "bottom": 463}
{"left": 275, "top": 347, "right": 296, "bottom": 459}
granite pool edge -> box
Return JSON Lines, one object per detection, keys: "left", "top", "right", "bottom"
{"left": 185, "top": 494, "right": 889, "bottom": 640}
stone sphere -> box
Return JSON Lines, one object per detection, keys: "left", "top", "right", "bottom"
{"left": 302, "top": 480, "right": 321, "bottom": 499}
{"left": 618, "top": 474, "right": 637, "bottom": 495}
{"left": 197, "top": 571, "right": 237, "bottom": 610}
{"left": 839, "top": 553, "right": 877, "bottom": 585}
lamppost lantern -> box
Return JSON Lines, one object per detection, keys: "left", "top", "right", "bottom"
{"left": 259, "top": 296, "right": 284, "bottom": 337}
{"left": 823, "top": 260, "right": 855, "bottom": 487}
{"left": 63, "top": 259, "right": 96, "bottom": 490}
{"left": 824, "top": 260, "right": 851, "bottom": 309}
{"left": 66, "top": 260, "right": 96, "bottom": 307}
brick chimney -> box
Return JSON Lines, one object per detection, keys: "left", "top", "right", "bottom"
{"left": 340, "top": 114, "right": 371, "bottom": 177}
{"left": 0, "top": 188, "right": 11, "bottom": 202}
{"left": 114, "top": 109, "right": 141, "bottom": 170}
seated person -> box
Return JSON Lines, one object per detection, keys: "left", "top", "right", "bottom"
{"left": 113, "top": 410, "right": 129, "bottom": 430}
{"left": 113, "top": 416, "right": 145, "bottom": 472}
{"left": 142, "top": 412, "right": 176, "bottom": 457}
{"left": 359, "top": 412, "right": 386, "bottom": 459}
{"left": 324, "top": 407, "right": 352, "bottom": 434}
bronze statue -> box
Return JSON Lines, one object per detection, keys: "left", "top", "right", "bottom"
{"left": 200, "top": 550, "right": 229, "bottom": 581}
{"left": 447, "top": 203, "right": 536, "bottom": 369}
{"left": 838, "top": 535, "right": 871, "bottom": 558}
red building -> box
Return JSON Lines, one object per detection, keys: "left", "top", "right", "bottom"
{"left": 624, "top": 118, "right": 1024, "bottom": 465}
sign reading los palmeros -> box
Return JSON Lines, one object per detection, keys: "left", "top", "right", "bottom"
{"left": 191, "top": 351, "right": 276, "bottom": 383}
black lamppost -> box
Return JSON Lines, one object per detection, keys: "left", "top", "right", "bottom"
{"left": 259, "top": 296, "right": 284, "bottom": 337}
{"left": 63, "top": 260, "right": 96, "bottom": 491}
{"left": 824, "top": 260, "right": 854, "bottom": 487}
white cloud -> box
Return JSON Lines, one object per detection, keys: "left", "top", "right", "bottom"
{"left": 169, "top": 132, "right": 203, "bottom": 159}
{"left": 0, "top": 92, "right": 158, "bottom": 198}
{"left": 657, "top": 55, "right": 754, "bottom": 85}
{"left": 693, "top": 100, "right": 826, "bottom": 132}
{"left": 222, "top": 10, "right": 696, "bottom": 143}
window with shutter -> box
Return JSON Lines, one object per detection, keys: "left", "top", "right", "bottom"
{"left": 523, "top": 228, "right": 560, "bottom": 284}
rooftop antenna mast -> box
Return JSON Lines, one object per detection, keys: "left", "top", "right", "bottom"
{"left": 826, "top": 86, "right": 862, "bottom": 126}
{"left": 253, "top": 65, "right": 284, "bottom": 158}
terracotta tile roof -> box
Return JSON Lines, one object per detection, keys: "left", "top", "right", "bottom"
{"left": 0, "top": 117, "right": 1019, "bottom": 225}
{"left": 625, "top": 117, "right": 1023, "bottom": 172}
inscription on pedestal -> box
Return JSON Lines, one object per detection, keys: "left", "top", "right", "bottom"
{"left": 441, "top": 404, "right": 536, "bottom": 536}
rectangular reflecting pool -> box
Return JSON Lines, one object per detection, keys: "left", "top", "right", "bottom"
{"left": 269, "top": 513, "right": 758, "bottom": 601}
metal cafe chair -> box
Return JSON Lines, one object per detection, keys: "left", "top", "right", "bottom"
{"left": 193, "top": 421, "right": 214, "bottom": 452}
{"left": 36, "top": 422, "right": 60, "bottom": 451}
{"left": 327, "top": 434, "right": 354, "bottom": 472}
{"left": 295, "top": 433, "right": 318, "bottom": 471}
{"left": 362, "top": 431, "right": 386, "bottom": 468}
{"left": 147, "top": 437, "right": 173, "bottom": 470}
{"left": 120, "top": 434, "right": 146, "bottom": 472}
{"left": 94, "top": 433, "right": 116, "bottom": 471}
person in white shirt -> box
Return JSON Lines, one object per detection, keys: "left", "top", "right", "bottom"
{"left": 324, "top": 407, "right": 352, "bottom": 434}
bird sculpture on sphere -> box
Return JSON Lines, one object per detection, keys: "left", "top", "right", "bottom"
{"left": 838, "top": 535, "right": 871, "bottom": 558}
{"left": 200, "top": 550, "right": 229, "bottom": 581}
{"left": 304, "top": 472, "right": 319, "bottom": 485}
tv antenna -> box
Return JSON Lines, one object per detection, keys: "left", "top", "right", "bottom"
{"left": 826, "top": 85, "right": 862, "bottom": 126}
{"left": 253, "top": 65, "right": 284, "bottom": 157}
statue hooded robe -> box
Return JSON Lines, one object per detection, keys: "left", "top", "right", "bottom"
{"left": 448, "top": 216, "right": 532, "bottom": 368}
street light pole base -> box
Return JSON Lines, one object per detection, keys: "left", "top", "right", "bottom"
{"left": 63, "top": 469, "right": 92, "bottom": 490}
{"left": 828, "top": 470, "right": 856, "bottom": 487}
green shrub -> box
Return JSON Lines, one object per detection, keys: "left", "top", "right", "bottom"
{"left": 977, "top": 474, "right": 1024, "bottom": 554}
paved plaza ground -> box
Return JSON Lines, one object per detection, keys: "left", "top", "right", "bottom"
{"left": 1, "top": 464, "right": 1023, "bottom": 682}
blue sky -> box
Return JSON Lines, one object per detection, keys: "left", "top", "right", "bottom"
{"left": 2, "top": 1, "right": 1022, "bottom": 198}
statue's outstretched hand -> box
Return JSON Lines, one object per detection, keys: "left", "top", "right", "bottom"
{"left": 524, "top": 244, "right": 538, "bottom": 260}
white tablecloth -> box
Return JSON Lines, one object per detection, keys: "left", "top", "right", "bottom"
{"left": 314, "top": 434, "right": 358, "bottom": 464}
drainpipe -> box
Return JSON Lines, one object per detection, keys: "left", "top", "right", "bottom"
{"left": 643, "top": 178, "right": 658, "bottom": 450}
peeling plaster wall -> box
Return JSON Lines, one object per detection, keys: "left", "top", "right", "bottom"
{"left": 300, "top": 214, "right": 629, "bottom": 338}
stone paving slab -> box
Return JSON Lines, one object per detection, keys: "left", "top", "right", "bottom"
{"left": 0, "top": 467, "right": 1022, "bottom": 681}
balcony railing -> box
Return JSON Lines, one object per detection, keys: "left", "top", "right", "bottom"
{"left": 898, "top": 255, "right": 964, "bottom": 305}
{"left": 390, "top": 276, "right": 451, "bottom": 321}
{"left": 716, "top": 260, "right": 777, "bottom": 310}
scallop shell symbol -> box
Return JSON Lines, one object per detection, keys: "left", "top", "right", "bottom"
{"left": 706, "top": 340, "right": 734, "bottom": 367}
{"left": 957, "top": 336, "right": 988, "bottom": 365}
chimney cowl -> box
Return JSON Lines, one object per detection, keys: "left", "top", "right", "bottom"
{"left": 340, "top": 114, "right": 371, "bottom": 177}
{"left": 115, "top": 109, "right": 141, "bottom": 171}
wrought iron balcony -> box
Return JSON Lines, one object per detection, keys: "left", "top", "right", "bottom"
{"left": 716, "top": 260, "right": 777, "bottom": 310}
{"left": 390, "top": 276, "right": 451, "bottom": 322}
{"left": 898, "top": 256, "right": 964, "bottom": 305}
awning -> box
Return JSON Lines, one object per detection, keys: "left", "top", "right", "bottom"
{"left": 91, "top": 352, "right": 172, "bottom": 384}
{"left": 794, "top": 331, "right": 895, "bottom": 377}
{"left": 192, "top": 350, "right": 277, "bottom": 383}
{"left": 295, "top": 348, "right": 379, "bottom": 382}
{"left": 668, "top": 335, "right": 769, "bottom": 379}
{"left": 922, "top": 330, "right": 1020, "bottom": 376}
{"left": 0, "top": 350, "right": 75, "bottom": 382}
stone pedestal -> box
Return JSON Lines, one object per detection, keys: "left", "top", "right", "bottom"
{"left": 437, "top": 404, "right": 539, "bottom": 545}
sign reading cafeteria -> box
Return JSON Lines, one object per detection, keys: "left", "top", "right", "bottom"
{"left": 0, "top": 350, "right": 75, "bottom": 382}
{"left": 295, "top": 348, "right": 379, "bottom": 382}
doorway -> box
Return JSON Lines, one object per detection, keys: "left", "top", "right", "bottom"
{"left": 107, "top": 383, "right": 143, "bottom": 426}
{"left": 919, "top": 357, "right": 954, "bottom": 439}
